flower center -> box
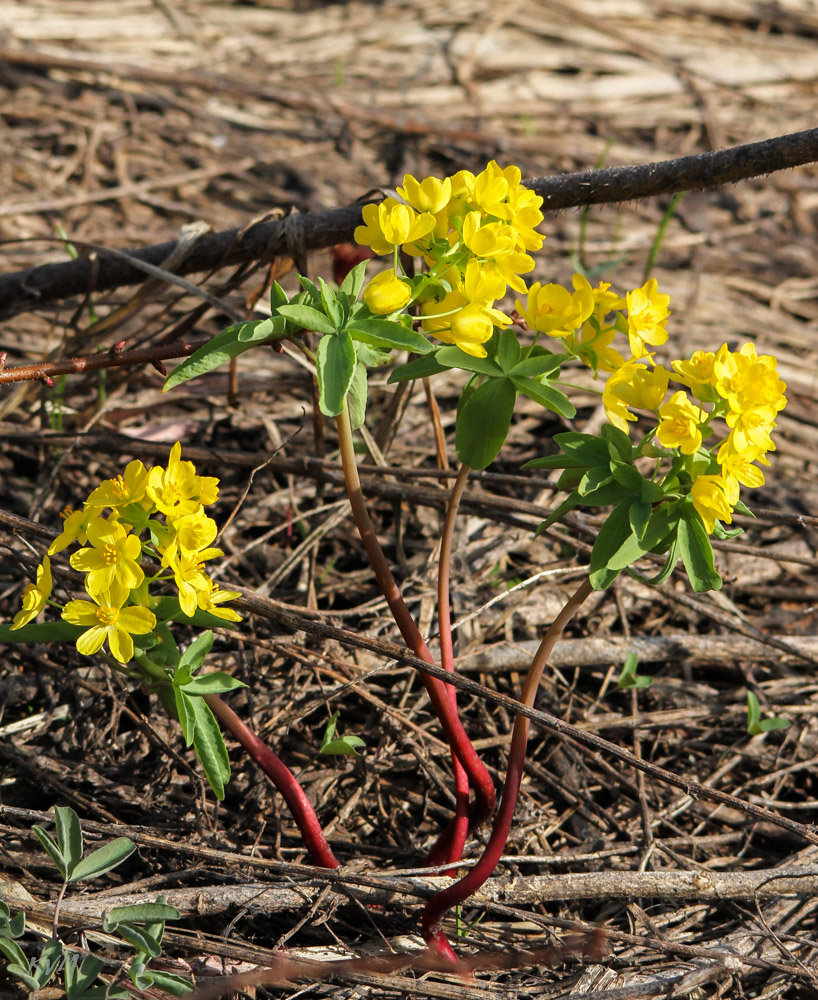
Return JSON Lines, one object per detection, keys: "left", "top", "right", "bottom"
{"left": 101, "top": 543, "right": 120, "bottom": 565}
{"left": 112, "top": 476, "right": 128, "bottom": 500}
{"left": 96, "top": 605, "right": 119, "bottom": 626}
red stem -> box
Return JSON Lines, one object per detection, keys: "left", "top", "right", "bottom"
{"left": 421, "top": 578, "right": 593, "bottom": 960}
{"left": 335, "top": 408, "right": 496, "bottom": 831}
{"left": 425, "top": 464, "right": 470, "bottom": 869}
{"left": 204, "top": 693, "right": 340, "bottom": 869}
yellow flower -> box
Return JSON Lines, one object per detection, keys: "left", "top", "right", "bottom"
{"left": 62, "top": 582, "right": 156, "bottom": 663}
{"left": 573, "top": 273, "right": 625, "bottom": 315}
{"left": 396, "top": 174, "right": 452, "bottom": 215}
{"left": 656, "top": 391, "right": 704, "bottom": 455}
{"left": 626, "top": 278, "right": 670, "bottom": 358}
{"left": 166, "top": 547, "right": 224, "bottom": 617}
{"left": 461, "top": 212, "right": 534, "bottom": 294}
{"left": 197, "top": 582, "right": 243, "bottom": 623}
{"left": 691, "top": 475, "right": 733, "bottom": 534}
{"left": 671, "top": 350, "right": 716, "bottom": 402}
{"left": 354, "top": 198, "right": 435, "bottom": 255}
{"left": 516, "top": 281, "right": 594, "bottom": 339}
{"left": 146, "top": 443, "right": 218, "bottom": 521}
{"left": 69, "top": 517, "right": 144, "bottom": 596}
{"left": 48, "top": 505, "right": 105, "bottom": 556}
{"left": 159, "top": 509, "right": 219, "bottom": 570}
{"left": 11, "top": 557, "right": 52, "bottom": 630}
{"left": 602, "top": 362, "right": 670, "bottom": 432}
{"left": 717, "top": 443, "right": 768, "bottom": 504}
{"left": 421, "top": 259, "right": 510, "bottom": 357}
{"left": 362, "top": 269, "right": 412, "bottom": 314}
{"left": 85, "top": 460, "right": 148, "bottom": 509}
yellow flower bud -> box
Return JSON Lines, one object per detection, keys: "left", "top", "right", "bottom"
{"left": 363, "top": 270, "right": 412, "bottom": 315}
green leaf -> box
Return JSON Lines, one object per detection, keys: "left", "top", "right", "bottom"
{"left": 601, "top": 423, "right": 632, "bottom": 461}
{"left": 589, "top": 501, "right": 636, "bottom": 588}
{"left": 70, "top": 838, "right": 136, "bottom": 882}
{"left": 678, "top": 512, "right": 722, "bottom": 592}
{"left": 746, "top": 691, "right": 790, "bottom": 735}
{"left": 511, "top": 376, "right": 576, "bottom": 418}
{"left": 496, "top": 328, "right": 521, "bottom": 372}
{"left": 7, "top": 909, "right": 25, "bottom": 938}
{"left": 114, "top": 923, "right": 162, "bottom": 958}
{"left": 534, "top": 490, "right": 582, "bottom": 536}
{"left": 640, "top": 478, "right": 665, "bottom": 503}
{"left": 175, "top": 688, "right": 196, "bottom": 745}
{"left": 436, "top": 346, "right": 503, "bottom": 378}
{"left": 178, "top": 630, "right": 214, "bottom": 673}
{"left": 33, "top": 938, "right": 63, "bottom": 988}
{"left": 510, "top": 351, "right": 567, "bottom": 378}
{"left": 348, "top": 318, "right": 432, "bottom": 355}
{"left": 455, "top": 376, "right": 516, "bottom": 470}
{"left": 316, "top": 330, "right": 356, "bottom": 416}
{"left": 617, "top": 652, "right": 653, "bottom": 690}
{"left": 104, "top": 902, "right": 180, "bottom": 927}
{"left": 277, "top": 303, "right": 338, "bottom": 334}
{"left": 236, "top": 317, "right": 284, "bottom": 343}
{"left": 629, "top": 499, "right": 651, "bottom": 540}
{"left": 162, "top": 319, "right": 286, "bottom": 391}
{"left": 0, "top": 938, "right": 29, "bottom": 972}
{"left": 523, "top": 454, "right": 587, "bottom": 471}
{"left": 318, "top": 277, "right": 342, "bottom": 328}
{"left": 733, "top": 498, "right": 754, "bottom": 517}
{"left": 577, "top": 480, "right": 633, "bottom": 507}
{"left": 347, "top": 360, "right": 368, "bottom": 430}
{"left": 339, "top": 259, "right": 368, "bottom": 300}
{"left": 610, "top": 461, "right": 642, "bottom": 491}
{"left": 32, "top": 825, "right": 67, "bottom": 879}
{"left": 320, "top": 713, "right": 366, "bottom": 756}
{"left": 190, "top": 697, "right": 230, "bottom": 800}
{"left": 69, "top": 954, "right": 105, "bottom": 999}
{"left": 181, "top": 672, "right": 248, "bottom": 696}
{"left": 144, "top": 971, "right": 193, "bottom": 996}
{"left": 553, "top": 431, "right": 611, "bottom": 466}
{"left": 387, "top": 352, "right": 448, "bottom": 383}
{"left": 7, "top": 964, "right": 40, "bottom": 991}
{"left": 55, "top": 806, "right": 83, "bottom": 878}
{"left": 270, "top": 280, "right": 289, "bottom": 311}
{"left": 321, "top": 737, "right": 366, "bottom": 756}
{"left": 0, "top": 620, "right": 85, "bottom": 644}
{"left": 578, "top": 464, "right": 613, "bottom": 497}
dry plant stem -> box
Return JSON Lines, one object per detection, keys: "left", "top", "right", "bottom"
{"left": 422, "top": 577, "right": 594, "bottom": 961}
{"left": 203, "top": 693, "right": 339, "bottom": 869}
{"left": 425, "top": 463, "right": 471, "bottom": 869}
{"left": 335, "top": 406, "right": 496, "bottom": 827}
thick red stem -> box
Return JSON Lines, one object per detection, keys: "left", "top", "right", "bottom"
{"left": 335, "top": 409, "right": 496, "bottom": 830}
{"left": 425, "top": 464, "right": 470, "bottom": 869}
{"left": 421, "top": 579, "right": 593, "bottom": 959}
{"left": 204, "top": 693, "right": 339, "bottom": 869}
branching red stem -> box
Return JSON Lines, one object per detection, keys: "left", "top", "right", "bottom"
{"left": 335, "top": 407, "right": 496, "bottom": 831}
{"left": 422, "top": 578, "right": 593, "bottom": 960}
{"left": 425, "top": 464, "right": 470, "bottom": 869}
{"left": 204, "top": 693, "right": 339, "bottom": 869}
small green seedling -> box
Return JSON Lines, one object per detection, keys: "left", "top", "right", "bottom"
{"left": 617, "top": 651, "right": 653, "bottom": 690}
{"left": 746, "top": 690, "right": 790, "bottom": 736}
{"left": 320, "top": 712, "right": 366, "bottom": 756}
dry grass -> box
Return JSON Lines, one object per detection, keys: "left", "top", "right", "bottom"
{"left": 1, "top": 2, "right": 818, "bottom": 997}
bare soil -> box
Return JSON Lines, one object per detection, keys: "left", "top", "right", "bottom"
{"left": 1, "top": 2, "right": 818, "bottom": 997}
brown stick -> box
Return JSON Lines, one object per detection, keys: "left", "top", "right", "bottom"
{"left": 2, "top": 129, "right": 817, "bottom": 320}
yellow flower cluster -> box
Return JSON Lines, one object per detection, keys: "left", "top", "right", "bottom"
{"left": 355, "top": 161, "right": 544, "bottom": 357}
{"left": 11, "top": 443, "right": 241, "bottom": 663}
{"left": 512, "top": 266, "right": 786, "bottom": 535}
{"left": 605, "top": 341, "right": 785, "bottom": 534}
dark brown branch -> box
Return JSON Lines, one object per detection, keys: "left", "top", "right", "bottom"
{"left": 1, "top": 129, "right": 817, "bottom": 322}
